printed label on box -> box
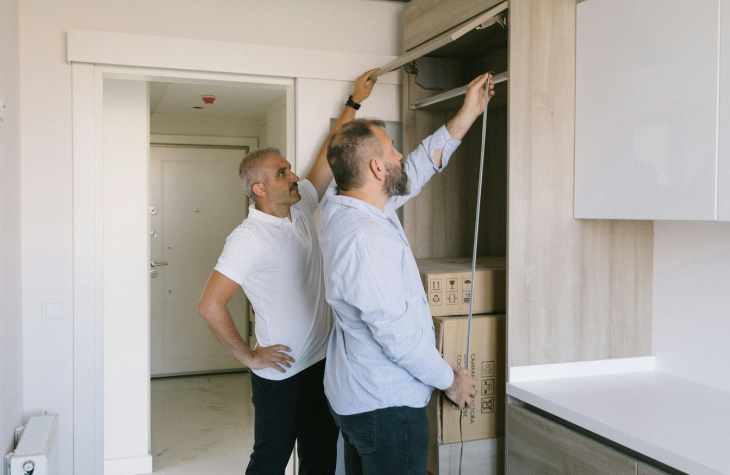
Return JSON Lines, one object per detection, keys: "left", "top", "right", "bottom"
{"left": 446, "top": 278, "right": 458, "bottom": 292}
{"left": 482, "top": 361, "right": 494, "bottom": 378}
{"left": 481, "top": 397, "right": 494, "bottom": 414}
{"left": 482, "top": 379, "right": 494, "bottom": 396}
{"left": 446, "top": 293, "right": 458, "bottom": 305}
{"left": 430, "top": 292, "right": 442, "bottom": 305}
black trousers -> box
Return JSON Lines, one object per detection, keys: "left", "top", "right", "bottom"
{"left": 246, "top": 359, "right": 339, "bottom": 475}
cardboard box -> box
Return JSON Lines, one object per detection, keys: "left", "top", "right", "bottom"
{"left": 427, "top": 314, "right": 505, "bottom": 445}
{"left": 417, "top": 257, "right": 506, "bottom": 317}
{"left": 427, "top": 437, "right": 504, "bottom": 475}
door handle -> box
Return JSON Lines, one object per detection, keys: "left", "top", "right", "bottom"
{"left": 151, "top": 261, "right": 168, "bottom": 267}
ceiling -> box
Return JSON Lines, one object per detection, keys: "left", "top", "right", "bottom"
{"left": 150, "top": 82, "right": 287, "bottom": 119}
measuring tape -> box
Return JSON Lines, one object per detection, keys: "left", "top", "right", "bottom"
{"left": 458, "top": 72, "right": 492, "bottom": 475}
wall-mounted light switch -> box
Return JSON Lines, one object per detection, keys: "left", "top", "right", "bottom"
{"left": 41, "top": 299, "right": 64, "bottom": 321}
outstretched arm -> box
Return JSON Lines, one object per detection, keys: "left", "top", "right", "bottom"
{"left": 388, "top": 73, "right": 496, "bottom": 210}
{"left": 306, "top": 68, "right": 380, "bottom": 201}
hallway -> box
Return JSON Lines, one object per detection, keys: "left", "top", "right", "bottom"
{"left": 151, "top": 373, "right": 255, "bottom": 474}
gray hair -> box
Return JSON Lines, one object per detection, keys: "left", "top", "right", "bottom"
{"left": 326, "top": 118, "right": 385, "bottom": 191}
{"left": 239, "top": 147, "right": 281, "bottom": 201}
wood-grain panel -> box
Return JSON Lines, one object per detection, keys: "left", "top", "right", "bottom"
{"left": 638, "top": 463, "right": 670, "bottom": 475}
{"left": 403, "top": 72, "right": 508, "bottom": 259}
{"left": 506, "top": 0, "right": 653, "bottom": 367}
{"left": 404, "top": 0, "right": 505, "bottom": 52}
{"left": 507, "top": 404, "right": 637, "bottom": 475}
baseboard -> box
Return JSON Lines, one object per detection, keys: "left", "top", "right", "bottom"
{"left": 104, "top": 454, "right": 153, "bottom": 475}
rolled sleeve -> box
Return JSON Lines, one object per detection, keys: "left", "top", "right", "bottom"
{"left": 419, "top": 124, "right": 461, "bottom": 172}
{"left": 340, "top": 237, "right": 454, "bottom": 390}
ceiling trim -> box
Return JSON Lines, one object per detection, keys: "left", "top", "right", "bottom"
{"left": 68, "top": 29, "right": 402, "bottom": 85}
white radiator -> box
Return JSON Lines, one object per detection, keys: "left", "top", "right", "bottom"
{"left": 4, "top": 414, "right": 58, "bottom": 475}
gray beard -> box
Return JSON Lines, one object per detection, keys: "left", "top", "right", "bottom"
{"left": 384, "top": 161, "right": 410, "bottom": 197}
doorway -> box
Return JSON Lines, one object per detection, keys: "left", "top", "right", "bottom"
{"left": 143, "top": 80, "right": 295, "bottom": 473}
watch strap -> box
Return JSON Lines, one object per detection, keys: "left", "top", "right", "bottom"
{"left": 346, "top": 95, "right": 361, "bottom": 110}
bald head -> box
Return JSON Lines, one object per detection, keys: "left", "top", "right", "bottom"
{"left": 326, "top": 118, "right": 386, "bottom": 191}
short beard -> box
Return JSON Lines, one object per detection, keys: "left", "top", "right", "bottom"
{"left": 384, "top": 160, "right": 410, "bottom": 197}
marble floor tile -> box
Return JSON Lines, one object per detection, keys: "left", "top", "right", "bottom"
{"left": 152, "top": 424, "right": 253, "bottom": 471}
{"left": 208, "top": 372, "right": 250, "bottom": 388}
{"left": 152, "top": 376, "right": 215, "bottom": 392}
{"left": 151, "top": 373, "right": 257, "bottom": 475}
{"left": 216, "top": 385, "right": 252, "bottom": 407}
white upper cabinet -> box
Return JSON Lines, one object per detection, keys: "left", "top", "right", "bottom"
{"left": 575, "top": 0, "right": 722, "bottom": 220}
{"left": 719, "top": 0, "right": 730, "bottom": 221}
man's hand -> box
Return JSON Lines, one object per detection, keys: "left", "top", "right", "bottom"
{"left": 352, "top": 68, "right": 380, "bottom": 104}
{"left": 444, "top": 73, "right": 496, "bottom": 142}
{"left": 461, "top": 72, "right": 496, "bottom": 120}
{"left": 306, "top": 67, "right": 380, "bottom": 201}
{"left": 245, "top": 344, "right": 296, "bottom": 373}
{"left": 444, "top": 368, "right": 477, "bottom": 410}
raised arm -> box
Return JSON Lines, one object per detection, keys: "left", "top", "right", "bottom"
{"left": 306, "top": 68, "right": 380, "bottom": 201}
{"left": 434, "top": 72, "right": 495, "bottom": 168}
{"left": 388, "top": 73, "right": 495, "bottom": 210}
{"left": 198, "top": 270, "right": 295, "bottom": 373}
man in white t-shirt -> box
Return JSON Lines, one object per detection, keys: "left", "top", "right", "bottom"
{"left": 197, "top": 69, "right": 379, "bottom": 475}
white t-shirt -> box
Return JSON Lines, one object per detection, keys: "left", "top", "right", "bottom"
{"left": 214, "top": 180, "right": 332, "bottom": 380}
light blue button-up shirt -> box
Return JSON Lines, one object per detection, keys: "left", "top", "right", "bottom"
{"left": 320, "top": 125, "right": 461, "bottom": 416}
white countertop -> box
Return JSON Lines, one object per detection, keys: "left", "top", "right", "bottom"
{"left": 507, "top": 370, "right": 730, "bottom": 475}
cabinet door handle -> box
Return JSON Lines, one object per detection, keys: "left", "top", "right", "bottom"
{"left": 150, "top": 261, "right": 168, "bottom": 267}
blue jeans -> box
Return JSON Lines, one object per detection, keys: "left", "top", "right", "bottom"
{"left": 329, "top": 404, "right": 429, "bottom": 475}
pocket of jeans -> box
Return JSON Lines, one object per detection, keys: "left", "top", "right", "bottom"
{"left": 373, "top": 407, "right": 408, "bottom": 451}
{"left": 339, "top": 411, "right": 377, "bottom": 454}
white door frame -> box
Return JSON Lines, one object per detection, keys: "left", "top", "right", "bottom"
{"left": 70, "top": 30, "right": 398, "bottom": 474}
{"left": 72, "top": 64, "right": 294, "bottom": 475}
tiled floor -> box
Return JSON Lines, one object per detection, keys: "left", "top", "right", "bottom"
{"left": 150, "top": 372, "right": 256, "bottom": 474}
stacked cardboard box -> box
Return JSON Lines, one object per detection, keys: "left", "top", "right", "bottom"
{"left": 426, "top": 315, "right": 506, "bottom": 474}
{"left": 416, "top": 257, "right": 506, "bottom": 316}
{"left": 417, "top": 258, "right": 507, "bottom": 475}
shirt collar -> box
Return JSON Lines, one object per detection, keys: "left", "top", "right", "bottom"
{"left": 247, "top": 203, "right": 297, "bottom": 226}
{"left": 325, "top": 187, "right": 391, "bottom": 220}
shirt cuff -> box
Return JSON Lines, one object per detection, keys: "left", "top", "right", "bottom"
{"left": 425, "top": 125, "right": 461, "bottom": 172}
{"left": 433, "top": 358, "right": 455, "bottom": 391}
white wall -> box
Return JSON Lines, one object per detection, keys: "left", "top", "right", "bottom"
{"left": 295, "top": 77, "right": 402, "bottom": 177}
{"left": 264, "top": 95, "right": 288, "bottom": 155}
{"left": 150, "top": 113, "right": 259, "bottom": 137}
{"left": 19, "top": 1, "right": 401, "bottom": 472}
{"left": 0, "top": 0, "right": 23, "bottom": 457}
{"left": 653, "top": 221, "right": 730, "bottom": 392}
{"left": 103, "top": 79, "right": 153, "bottom": 473}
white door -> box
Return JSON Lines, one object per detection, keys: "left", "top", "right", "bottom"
{"left": 150, "top": 145, "right": 250, "bottom": 377}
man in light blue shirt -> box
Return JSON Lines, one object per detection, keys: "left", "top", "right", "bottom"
{"left": 319, "top": 73, "right": 494, "bottom": 474}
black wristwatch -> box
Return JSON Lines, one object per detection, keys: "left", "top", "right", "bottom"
{"left": 345, "top": 95, "right": 361, "bottom": 110}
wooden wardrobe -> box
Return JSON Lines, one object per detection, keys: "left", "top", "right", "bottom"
{"left": 373, "top": 0, "right": 654, "bottom": 462}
